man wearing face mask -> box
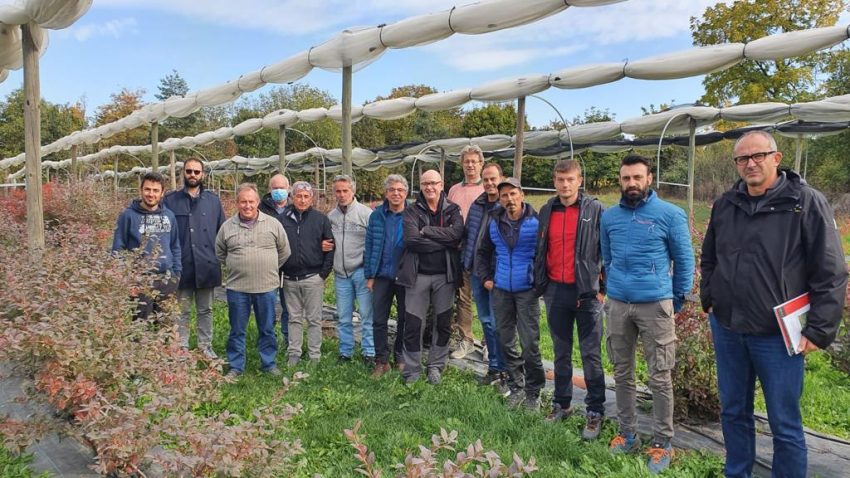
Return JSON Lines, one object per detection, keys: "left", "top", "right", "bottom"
{"left": 260, "top": 174, "right": 293, "bottom": 342}
{"left": 163, "top": 158, "right": 225, "bottom": 358}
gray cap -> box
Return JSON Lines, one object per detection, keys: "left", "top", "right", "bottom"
{"left": 497, "top": 177, "right": 523, "bottom": 191}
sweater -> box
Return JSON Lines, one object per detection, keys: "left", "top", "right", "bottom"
{"left": 215, "top": 212, "right": 291, "bottom": 293}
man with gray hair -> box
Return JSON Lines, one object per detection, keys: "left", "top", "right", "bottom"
{"left": 280, "top": 181, "right": 334, "bottom": 366}
{"left": 364, "top": 174, "right": 409, "bottom": 377}
{"left": 215, "top": 183, "right": 291, "bottom": 377}
{"left": 447, "top": 143, "right": 485, "bottom": 359}
{"left": 329, "top": 174, "right": 375, "bottom": 365}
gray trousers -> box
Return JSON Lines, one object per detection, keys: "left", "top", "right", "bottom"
{"left": 284, "top": 274, "right": 325, "bottom": 360}
{"left": 402, "top": 273, "right": 455, "bottom": 380}
{"left": 492, "top": 288, "right": 545, "bottom": 397}
{"left": 605, "top": 298, "right": 677, "bottom": 443}
{"left": 176, "top": 287, "right": 215, "bottom": 349}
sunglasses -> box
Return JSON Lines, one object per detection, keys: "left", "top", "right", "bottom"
{"left": 184, "top": 169, "right": 203, "bottom": 175}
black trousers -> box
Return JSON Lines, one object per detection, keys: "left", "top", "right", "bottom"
{"left": 371, "top": 277, "right": 406, "bottom": 363}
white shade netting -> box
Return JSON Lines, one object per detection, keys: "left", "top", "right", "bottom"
{"left": 263, "top": 109, "right": 300, "bottom": 128}
{"left": 308, "top": 27, "right": 385, "bottom": 71}
{"left": 549, "top": 63, "right": 625, "bottom": 89}
{"left": 623, "top": 44, "right": 745, "bottom": 80}
{"left": 361, "top": 97, "right": 417, "bottom": 120}
{"left": 327, "top": 104, "right": 364, "bottom": 123}
{"left": 379, "top": 10, "right": 453, "bottom": 49}
{"left": 415, "top": 89, "right": 472, "bottom": 112}
{"left": 471, "top": 75, "right": 551, "bottom": 102}
{"left": 449, "top": 0, "right": 569, "bottom": 34}
{"left": 744, "top": 25, "right": 850, "bottom": 60}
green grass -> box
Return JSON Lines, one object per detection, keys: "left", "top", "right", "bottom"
{"left": 0, "top": 449, "right": 48, "bottom": 478}
{"left": 194, "top": 303, "right": 723, "bottom": 477}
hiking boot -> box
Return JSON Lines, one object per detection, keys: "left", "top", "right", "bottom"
{"left": 402, "top": 374, "right": 418, "bottom": 386}
{"left": 647, "top": 441, "right": 674, "bottom": 474}
{"left": 450, "top": 340, "right": 474, "bottom": 359}
{"left": 523, "top": 394, "right": 540, "bottom": 411}
{"left": 477, "top": 368, "right": 502, "bottom": 386}
{"left": 545, "top": 403, "right": 573, "bottom": 422}
{"left": 582, "top": 411, "right": 603, "bottom": 440}
{"left": 370, "top": 361, "right": 391, "bottom": 379}
{"left": 287, "top": 356, "right": 300, "bottom": 367}
{"left": 226, "top": 369, "right": 242, "bottom": 379}
{"left": 609, "top": 432, "right": 642, "bottom": 454}
{"left": 264, "top": 367, "right": 282, "bottom": 376}
{"left": 494, "top": 372, "right": 511, "bottom": 397}
{"left": 427, "top": 367, "right": 442, "bottom": 385}
{"left": 338, "top": 355, "right": 352, "bottom": 364}
{"left": 363, "top": 356, "right": 376, "bottom": 368}
{"left": 201, "top": 346, "right": 218, "bottom": 360}
{"left": 506, "top": 388, "right": 526, "bottom": 408}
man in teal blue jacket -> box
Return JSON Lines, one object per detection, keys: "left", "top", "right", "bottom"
{"left": 600, "top": 154, "right": 694, "bottom": 474}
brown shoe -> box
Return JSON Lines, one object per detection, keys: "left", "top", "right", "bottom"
{"left": 371, "top": 362, "right": 391, "bottom": 378}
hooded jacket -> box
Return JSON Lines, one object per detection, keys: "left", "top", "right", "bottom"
{"left": 162, "top": 186, "right": 225, "bottom": 289}
{"left": 112, "top": 199, "right": 182, "bottom": 276}
{"left": 395, "top": 192, "right": 464, "bottom": 288}
{"left": 328, "top": 199, "right": 372, "bottom": 277}
{"left": 700, "top": 169, "right": 848, "bottom": 349}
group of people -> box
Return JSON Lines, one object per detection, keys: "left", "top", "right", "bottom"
{"left": 111, "top": 130, "right": 847, "bottom": 477}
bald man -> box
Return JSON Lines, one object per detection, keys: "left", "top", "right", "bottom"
{"left": 396, "top": 170, "right": 464, "bottom": 385}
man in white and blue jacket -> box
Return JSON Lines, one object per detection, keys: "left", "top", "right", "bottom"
{"left": 112, "top": 171, "right": 182, "bottom": 322}
{"left": 601, "top": 154, "right": 694, "bottom": 474}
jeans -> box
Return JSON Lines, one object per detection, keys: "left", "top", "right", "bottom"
{"left": 492, "top": 288, "right": 545, "bottom": 396}
{"left": 710, "top": 314, "right": 806, "bottom": 478}
{"left": 176, "top": 287, "right": 214, "bottom": 349}
{"left": 225, "top": 289, "right": 278, "bottom": 373}
{"left": 544, "top": 282, "right": 605, "bottom": 414}
{"left": 278, "top": 286, "right": 289, "bottom": 341}
{"left": 372, "top": 277, "right": 405, "bottom": 363}
{"left": 470, "top": 274, "right": 505, "bottom": 371}
{"left": 335, "top": 267, "right": 375, "bottom": 358}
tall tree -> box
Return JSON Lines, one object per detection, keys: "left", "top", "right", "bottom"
{"left": 0, "top": 88, "right": 86, "bottom": 161}
{"left": 155, "top": 69, "right": 199, "bottom": 140}
{"left": 95, "top": 88, "right": 150, "bottom": 171}
{"left": 691, "top": 0, "right": 847, "bottom": 106}
{"left": 461, "top": 103, "right": 518, "bottom": 138}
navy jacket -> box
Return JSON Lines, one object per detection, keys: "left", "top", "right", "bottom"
{"left": 462, "top": 192, "right": 500, "bottom": 272}
{"left": 701, "top": 169, "right": 848, "bottom": 348}
{"left": 112, "top": 199, "right": 182, "bottom": 276}
{"left": 475, "top": 204, "right": 538, "bottom": 293}
{"left": 163, "top": 186, "right": 225, "bottom": 289}
{"left": 364, "top": 200, "right": 405, "bottom": 280}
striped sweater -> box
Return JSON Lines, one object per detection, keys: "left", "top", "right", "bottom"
{"left": 215, "top": 212, "right": 291, "bottom": 293}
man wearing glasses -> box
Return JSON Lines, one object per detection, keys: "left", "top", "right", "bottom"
{"left": 163, "top": 158, "right": 225, "bottom": 358}
{"left": 397, "top": 170, "right": 464, "bottom": 385}
{"left": 701, "top": 130, "right": 847, "bottom": 478}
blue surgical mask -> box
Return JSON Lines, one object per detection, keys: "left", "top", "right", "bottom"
{"left": 271, "top": 188, "right": 289, "bottom": 202}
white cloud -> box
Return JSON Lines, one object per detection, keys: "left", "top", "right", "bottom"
{"left": 57, "top": 17, "right": 139, "bottom": 42}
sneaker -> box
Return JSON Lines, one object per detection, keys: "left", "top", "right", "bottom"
{"left": 338, "top": 355, "right": 352, "bottom": 364}
{"left": 201, "top": 347, "right": 219, "bottom": 360}
{"left": 264, "top": 367, "right": 282, "bottom": 376}
{"left": 523, "top": 394, "right": 540, "bottom": 411}
{"left": 494, "top": 372, "right": 511, "bottom": 397}
{"left": 545, "top": 403, "right": 573, "bottom": 422}
{"left": 370, "top": 362, "right": 391, "bottom": 379}
{"left": 609, "top": 432, "right": 642, "bottom": 454}
{"left": 287, "top": 356, "right": 300, "bottom": 367}
{"left": 363, "top": 356, "right": 376, "bottom": 368}
{"left": 226, "top": 369, "right": 242, "bottom": 379}
{"left": 450, "top": 340, "right": 474, "bottom": 359}
{"left": 427, "top": 367, "right": 442, "bottom": 385}
{"left": 402, "top": 374, "right": 418, "bottom": 386}
{"left": 646, "top": 441, "right": 674, "bottom": 474}
{"left": 582, "top": 411, "right": 603, "bottom": 440}
{"left": 506, "top": 388, "right": 526, "bottom": 408}
{"left": 477, "top": 369, "right": 501, "bottom": 386}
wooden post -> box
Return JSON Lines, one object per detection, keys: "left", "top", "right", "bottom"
{"left": 45, "top": 167, "right": 49, "bottom": 183}
{"left": 70, "top": 144, "right": 78, "bottom": 185}
{"left": 439, "top": 148, "right": 446, "bottom": 179}
{"left": 233, "top": 162, "right": 239, "bottom": 193}
{"left": 22, "top": 23, "right": 44, "bottom": 253}
{"left": 314, "top": 159, "right": 320, "bottom": 190}
{"left": 513, "top": 96, "right": 526, "bottom": 180}
{"left": 151, "top": 121, "right": 160, "bottom": 171}
{"left": 341, "top": 65, "right": 353, "bottom": 176}
{"left": 169, "top": 150, "right": 177, "bottom": 190}
{"left": 278, "top": 125, "right": 287, "bottom": 174}
{"left": 794, "top": 136, "right": 803, "bottom": 172}
{"left": 687, "top": 118, "right": 696, "bottom": 222}
{"left": 113, "top": 157, "right": 119, "bottom": 195}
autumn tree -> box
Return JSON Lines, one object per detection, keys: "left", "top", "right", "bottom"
{"left": 0, "top": 88, "right": 86, "bottom": 161}
{"left": 691, "top": 0, "right": 848, "bottom": 106}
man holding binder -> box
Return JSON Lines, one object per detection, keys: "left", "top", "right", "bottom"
{"left": 700, "top": 130, "right": 848, "bottom": 478}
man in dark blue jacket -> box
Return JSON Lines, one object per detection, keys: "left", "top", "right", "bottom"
{"left": 475, "top": 178, "right": 543, "bottom": 411}
{"left": 112, "top": 171, "right": 181, "bottom": 322}
{"left": 701, "top": 131, "right": 848, "bottom": 478}
{"left": 364, "top": 174, "right": 408, "bottom": 377}
{"left": 601, "top": 154, "right": 694, "bottom": 474}
{"left": 163, "top": 158, "right": 225, "bottom": 358}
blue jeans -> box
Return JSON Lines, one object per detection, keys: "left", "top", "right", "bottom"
{"left": 471, "top": 274, "right": 506, "bottom": 371}
{"left": 335, "top": 267, "right": 374, "bottom": 357}
{"left": 278, "top": 287, "right": 289, "bottom": 340}
{"left": 710, "top": 314, "right": 806, "bottom": 478}
{"left": 226, "top": 289, "right": 278, "bottom": 373}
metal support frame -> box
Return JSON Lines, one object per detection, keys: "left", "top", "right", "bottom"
{"left": 656, "top": 112, "right": 697, "bottom": 223}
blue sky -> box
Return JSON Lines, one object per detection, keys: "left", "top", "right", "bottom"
{"left": 1, "top": 0, "right": 734, "bottom": 130}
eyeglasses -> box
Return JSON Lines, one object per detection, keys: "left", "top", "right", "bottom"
{"left": 386, "top": 187, "right": 407, "bottom": 194}
{"left": 184, "top": 169, "right": 203, "bottom": 175}
{"left": 420, "top": 181, "right": 442, "bottom": 188}
{"left": 733, "top": 151, "right": 775, "bottom": 165}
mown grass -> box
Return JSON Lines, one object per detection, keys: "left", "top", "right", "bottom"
{"left": 195, "top": 303, "right": 723, "bottom": 477}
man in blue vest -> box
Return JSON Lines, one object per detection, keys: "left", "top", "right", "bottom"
{"left": 601, "top": 154, "right": 694, "bottom": 474}
{"left": 475, "top": 177, "right": 544, "bottom": 411}
{"left": 163, "top": 158, "right": 225, "bottom": 358}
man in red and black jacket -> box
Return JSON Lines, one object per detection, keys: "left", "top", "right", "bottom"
{"left": 534, "top": 159, "right": 606, "bottom": 441}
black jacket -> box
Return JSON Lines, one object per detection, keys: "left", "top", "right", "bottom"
{"left": 700, "top": 169, "right": 848, "bottom": 349}
{"left": 396, "top": 192, "right": 464, "bottom": 288}
{"left": 534, "top": 194, "right": 605, "bottom": 298}
{"left": 259, "top": 193, "right": 287, "bottom": 221}
{"left": 162, "top": 186, "right": 225, "bottom": 289}
{"left": 279, "top": 205, "right": 334, "bottom": 279}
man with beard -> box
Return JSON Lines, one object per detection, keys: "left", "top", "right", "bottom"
{"left": 112, "top": 171, "right": 182, "bottom": 322}
{"left": 163, "top": 158, "right": 225, "bottom": 358}
{"left": 600, "top": 154, "right": 694, "bottom": 474}
{"left": 475, "top": 178, "right": 543, "bottom": 410}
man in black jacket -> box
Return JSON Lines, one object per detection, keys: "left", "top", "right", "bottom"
{"left": 701, "top": 130, "right": 848, "bottom": 478}
{"left": 534, "top": 160, "right": 606, "bottom": 440}
{"left": 163, "top": 158, "right": 225, "bottom": 358}
{"left": 396, "top": 170, "right": 464, "bottom": 385}
{"left": 280, "top": 181, "right": 334, "bottom": 366}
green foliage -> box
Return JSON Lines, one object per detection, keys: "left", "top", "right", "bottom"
{"left": 0, "top": 449, "right": 48, "bottom": 478}
{"left": 461, "top": 103, "right": 518, "bottom": 138}
{"left": 155, "top": 69, "right": 202, "bottom": 141}
{"left": 690, "top": 0, "right": 847, "bottom": 105}
{"left": 0, "top": 88, "right": 86, "bottom": 160}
